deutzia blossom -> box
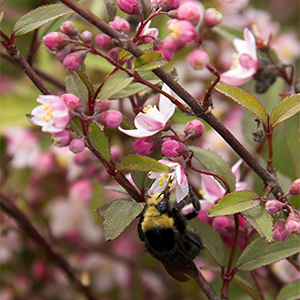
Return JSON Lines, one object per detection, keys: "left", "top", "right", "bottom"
{"left": 118, "top": 85, "right": 176, "bottom": 138}
{"left": 31, "top": 95, "right": 71, "bottom": 134}
{"left": 220, "top": 28, "right": 258, "bottom": 85}
{"left": 148, "top": 159, "right": 188, "bottom": 201}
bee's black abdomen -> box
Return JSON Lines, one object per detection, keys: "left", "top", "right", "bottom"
{"left": 144, "top": 227, "right": 175, "bottom": 252}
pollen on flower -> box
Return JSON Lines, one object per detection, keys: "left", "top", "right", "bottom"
{"left": 198, "top": 189, "right": 204, "bottom": 196}
{"left": 230, "top": 53, "right": 239, "bottom": 69}
{"left": 169, "top": 23, "right": 180, "bottom": 39}
{"left": 143, "top": 105, "right": 153, "bottom": 113}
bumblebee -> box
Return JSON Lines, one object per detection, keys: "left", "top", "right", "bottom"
{"left": 138, "top": 182, "right": 203, "bottom": 282}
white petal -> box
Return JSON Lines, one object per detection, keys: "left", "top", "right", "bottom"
{"left": 159, "top": 84, "right": 176, "bottom": 121}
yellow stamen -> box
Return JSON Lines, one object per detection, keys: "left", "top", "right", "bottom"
{"left": 230, "top": 53, "right": 239, "bottom": 69}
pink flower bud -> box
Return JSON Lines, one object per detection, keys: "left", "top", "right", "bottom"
{"left": 33, "top": 152, "right": 55, "bottom": 172}
{"left": 110, "top": 145, "right": 123, "bottom": 161}
{"left": 31, "top": 259, "right": 48, "bottom": 281}
{"left": 69, "top": 179, "right": 93, "bottom": 203}
{"left": 80, "top": 30, "right": 93, "bottom": 43}
{"left": 94, "top": 100, "right": 111, "bottom": 113}
{"left": 184, "top": 119, "right": 205, "bottom": 140}
{"left": 69, "top": 138, "right": 85, "bottom": 153}
{"left": 171, "top": 2, "right": 201, "bottom": 26}
{"left": 289, "top": 178, "right": 300, "bottom": 195}
{"left": 161, "top": 139, "right": 185, "bottom": 157}
{"left": 108, "top": 48, "right": 122, "bottom": 61}
{"left": 62, "top": 51, "right": 87, "bottom": 71}
{"left": 149, "top": 0, "right": 179, "bottom": 12}
{"left": 273, "top": 219, "right": 290, "bottom": 242}
{"left": 212, "top": 216, "right": 234, "bottom": 234}
{"left": 61, "top": 93, "right": 83, "bottom": 111}
{"left": 133, "top": 136, "right": 159, "bottom": 156}
{"left": 110, "top": 16, "right": 131, "bottom": 35}
{"left": 60, "top": 21, "right": 79, "bottom": 37}
{"left": 95, "top": 34, "right": 115, "bottom": 51}
{"left": 153, "top": 40, "right": 174, "bottom": 61}
{"left": 265, "top": 200, "right": 283, "bottom": 214}
{"left": 164, "top": 20, "right": 196, "bottom": 51}
{"left": 55, "top": 45, "right": 74, "bottom": 62}
{"left": 96, "top": 110, "right": 123, "bottom": 129}
{"left": 204, "top": 8, "right": 222, "bottom": 28}
{"left": 117, "top": 0, "right": 141, "bottom": 15}
{"left": 52, "top": 130, "right": 72, "bottom": 147}
{"left": 188, "top": 49, "right": 209, "bottom": 70}
{"left": 286, "top": 214, "right": 300, "bottom": 233}
{"left": 43, "top": 32, "right": 69, "bottom": 51}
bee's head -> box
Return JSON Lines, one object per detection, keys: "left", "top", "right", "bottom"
{"left": 146, "top": 192, "right": 170, "bottom": 214}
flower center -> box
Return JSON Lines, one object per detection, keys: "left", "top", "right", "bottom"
{"left": 158, "top": 173, "right": 174, "bottom": 189}
{"left": 230, "top": 53, "right": 239, "bottom": 69}
{"left": 42, "top": 105, "right": 54, "bottom": 122}
{"left": 143, "top": 105, "right": 153, "bottom": 114}
{"left": 169, "top": 23, "right": 181, "bottom": 39}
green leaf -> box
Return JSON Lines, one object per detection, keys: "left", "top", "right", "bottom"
{"left": 190, "top": 146, "right": 236, "bottom": 192}
{"left": 232, "top": 273, "right": 263, "bottom": 300}
{"left": 70, "top": 118, "right": 83, "bottom": 136}
{"left": 270, "top": 94, "right": 300, "bottom": 128}
{"left": 13, "top": 4, "right": 74, "bottom": 36}
{"left": 103, "top": 199, "right": 145, "bottom": 240}
{"left": 65, "top": 72, "right": 88, "bottom": 108}
{"left": 241, "top": 206, "right": 273, "bottom": 241}
{"left": 99, "top": 71, "right": 134, "bottom": 101}
{"left": 88, "top": 122, "right": 110, "bottom": 161}
{"left": 277, "top": 280, "right": 300, "bottom": 300}
{"left": 134, "top": 52, "right": 167, "bottom": 71}
{"left": 189, "top": 218, "right": 225, "bottom": 267}
{"left": 104, "top": 184, "right": 130, "bottom": 195}
{"left": 116, "top": 155, "right": 170, "bottom": 173}
{"left": 235, "top": 236, "right": 300, "bottom": 272}
{"left": 207, "top": 191, "right": 260, "bottom": 217}
{"left": 111, "top": 71, "right": 161, "bottom": 99}
{"left": 212, "top": 25, "right": 244, "bottom": 42}
{"left": 76, "top": 69, "right": 95, "bottom": 100}
{"left": 131, "top": 170, "right": 153, "bottom": 192}
{"left": 215, "top": 83, "right": 269, "bottom": 126}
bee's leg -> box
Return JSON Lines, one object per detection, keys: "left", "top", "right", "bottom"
{"left": 184, "top": 191, "right": 201, "bottom": 220}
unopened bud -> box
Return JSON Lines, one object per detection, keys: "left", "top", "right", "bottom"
{"left": 69, "top": 179, "right": 93, "bottom": 203}
{"left": 289, "top": 178, "right": 300, "bottom": 195}
{"left": 161, "top": 139, "right": 185, "bottom": 157}
{"left": 61, "top": 93, "right": 83, "bottom": 111}
{"left": 110, "top": 16, "right": 131, "bottom": 35}
{"left": 286, "top": 214, "right": 300, "bottom": 233}
{"left": 149, "top": 0, "right": 179, "bottom": 12}
{"left": 94, "top": 100, "right": 111, "bottom": 114}
{"left": 95, "top": 34, "right": 116, "bottom": 51}
{"left": 117, "top": 0, "right": 141, "bottom": 15}
{"left": 171, "top": 2, "right": 200, "bottom": 26}
{"left": 60, "top": 21, "right": 79, "bottom": 37}
{"left": 265, "top": 200, "right": 283, "bottom": 215}
{"left": 96, "top": 110, "right": 123, "bottom": 129}
{"left": 212, "top": 216, "right": 234, "bottom": 234}
{"left": 184, "top": 119, "right": 205, "bottom": 140}
{"left": 62, "top": 51, "right": 87, "bottom": 71}
{"left": 80, "top": 30, "right": 93, "bottom": 43}
{"left": 133, "top": 136, "right": 159, "bottom": 156}
{"left": 188, "top": 49, "right": 209, "bottom": 70}
{"left": 273, "top": 219, "right": 290, "bottom": 242}
{"left": 43, "top": 32, "right": 69, "bottom": 51}
{"left": 204, "top": 8, "right": 222, "bottom": 28}
{"left": 69, "top": 138, "right": 85, "bottom": 153}
{"left": 52, "top": 130, "right": 72, "bottom": 147}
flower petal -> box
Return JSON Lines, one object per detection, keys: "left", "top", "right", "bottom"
{"left": 159, "top": 84, "right": 176, "bottom": 121}
{"left": 134, "top": 112, "right": 165, "bottom": 132}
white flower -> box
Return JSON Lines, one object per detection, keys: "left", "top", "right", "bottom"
{"left": 148, "top": 159, "right": 189, "bottom": 201}
{"left": 118, "top": 85, "right": 176, "bottom": 138}
{"left": 31, "top": 95, "right": 70, "bottom": 134}
{"left": 220, "top": 28, "right": 258, "bottom": 85}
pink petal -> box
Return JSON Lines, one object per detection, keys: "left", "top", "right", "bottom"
{"left": 202, "top": 175, "right": 225, "bottom": 202}
{"left": 135, "top": 113, "right": 165, "bottom": 131}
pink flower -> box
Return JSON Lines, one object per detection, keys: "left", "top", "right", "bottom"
{"left": 289, "top": 178, "right": 300, "bottom": 195}
{"left": 173, "top": 2, "right": 201, "bottom": 26}
{"left": 95, "top": 34, "right": 115, "bottom": 51}
{"left": 273, "top": 219, "right": 290, "bottom": 242}
{"left": 69, "top": 138, "right": 85, "bottom": 153}
{"left": 149, "top": 0, "right": 179, "bottom": 12}
{"left": 184, "top": 119, "right": 205, "bottom": 139}
{"left": 61, "top": 93, "right": 83, "bottom": 111}
{"left": 161, "top": 139, "right": 185, "bottom": 157}
{"left": 52, "top": 130, "right": 72, "bottom": 147}
{"left": 148, "top": 160, "right": 189, "bottom": 201}
{"left": 31, "top": 95, "right": 70, "bottom": 134}
{"left": 60, "top": 21, "right": 79, "bottom": 37}
{"left": 118, "top": 84, "right": 176, "bottom": 137}
{"left": 265, "top": 200, "right": 283, "bottom": 215}
{"left": 220, "top": 28, "right": 258, "bottom": 85}
{"left": 43, "top": 32, "right": 69, "bottom": 51}
{"left": 69, "top": 179, "right": 93, "bottom": 203}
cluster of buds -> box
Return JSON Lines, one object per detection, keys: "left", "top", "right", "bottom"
{"left": 30, "top": 93, "right": 123, "bottom": 153}
{"left": 43, "top": 21, "right": 93, "bottom": 71}
{"left": 264, "top": 179, "right": 300, "bottom": 241}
